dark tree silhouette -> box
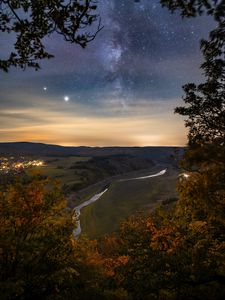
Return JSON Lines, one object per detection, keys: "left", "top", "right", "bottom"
{"left": 160, "top": 0, "right": 225, "bottom": 21}
{"left": 0, "top": 0, "right": 102, "bottom": 72}
{"left": 160, "top": 0, "right": 225, "bottom": 164}
{"left": 175, "top": 22, "right": 225, "bottom": 147}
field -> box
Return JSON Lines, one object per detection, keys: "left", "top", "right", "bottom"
{"left": 29, "top": 156, "right": 90, "bottom": 186}
{"left": 80, "top": 166, "right": 178, "bottom": 238}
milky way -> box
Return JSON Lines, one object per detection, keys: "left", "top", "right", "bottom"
{"left": 0, "top": 0, "right": 214, "bottom": 146}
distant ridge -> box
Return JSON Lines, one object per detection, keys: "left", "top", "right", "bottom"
{"left": 0, "top": 142, "right": 184, "bottom": 161}
{"left": 0, "top": 142, "right": 88, "bottom": 156}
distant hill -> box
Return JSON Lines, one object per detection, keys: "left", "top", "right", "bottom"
{"left": 0, "top": 142, "right": 184, "bottom": 162}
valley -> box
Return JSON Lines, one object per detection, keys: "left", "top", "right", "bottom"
{"left": 0, "top": 142, "right": 181, "bottom": 238}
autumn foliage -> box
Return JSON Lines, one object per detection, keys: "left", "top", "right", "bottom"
{"left": 0, "top": 177, "right": 106, "bottom": 300}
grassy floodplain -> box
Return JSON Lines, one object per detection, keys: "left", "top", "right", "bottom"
{"left": 80, "top": 167, "right": 178, "bottom": 238}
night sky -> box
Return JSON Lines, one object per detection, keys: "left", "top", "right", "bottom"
{"left": 0, "top": 0, "right": 214, "bottom": 146}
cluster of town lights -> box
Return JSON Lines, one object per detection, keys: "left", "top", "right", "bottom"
{"left": 0, "top": 157, "right": 44, "bottom": 173}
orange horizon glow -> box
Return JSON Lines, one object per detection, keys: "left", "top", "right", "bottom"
{"left": 0, "top": 140, "right": 187, "bottom": 147}
{"left": 0, "top": 120, "right": 187, "bottom": 147}
{"left": 0, "top": 96, "right": 187, "bottom": 147}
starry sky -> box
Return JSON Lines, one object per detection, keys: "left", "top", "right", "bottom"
{"left": 0, "top": 0, "right": 214, "bottom": 146}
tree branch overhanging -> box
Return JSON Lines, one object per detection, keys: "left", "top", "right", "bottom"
{"left": 0, "top": 0, "right": 102, "bottom": 72}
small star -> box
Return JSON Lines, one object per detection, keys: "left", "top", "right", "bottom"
{"left": 43, "top": 86, "right": 47, "bottom": 91}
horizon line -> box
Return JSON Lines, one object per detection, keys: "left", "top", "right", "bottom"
{"left": 0, "top": 141, "right": 186, "bottom": 148}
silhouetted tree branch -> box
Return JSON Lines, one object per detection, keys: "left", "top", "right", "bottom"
{"left": 0, "top": 0, "right": 102, "bottom": 72}
{"left": 160, "top": 0, "right": 225, "bottom": 21}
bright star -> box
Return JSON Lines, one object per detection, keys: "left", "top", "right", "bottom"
{"left": 43, "top": 86, "right": 47, "bottom": 91}
{"left": 64, "top": 96, "right": 69, "bottom": 102}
